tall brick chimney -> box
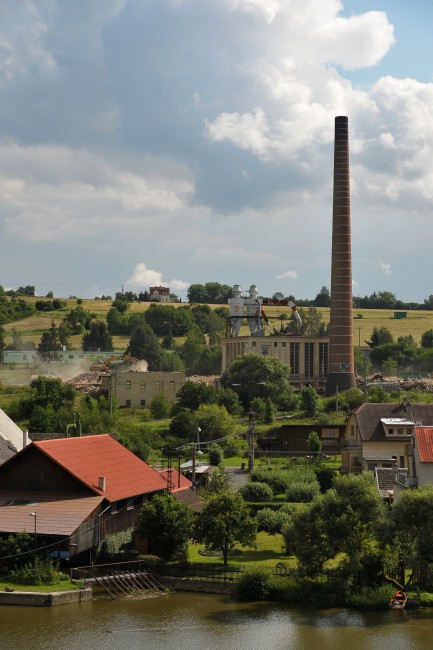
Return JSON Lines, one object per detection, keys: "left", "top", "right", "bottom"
{"left": 325, "top": 116, "right": 356, "bottom": 396}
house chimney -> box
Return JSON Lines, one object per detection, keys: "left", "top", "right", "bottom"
{"left": 325, "top": 116, "right": 357, "bottom": 396}
{"left": 98, "top": 476, "right": 106, "bottom": 491}
{"left": 22, "top": 430, "right": 29, "bottom": 448}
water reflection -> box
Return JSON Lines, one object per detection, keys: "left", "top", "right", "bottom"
{"left": 2, "top": 592, "right": 433, "bottom": 650}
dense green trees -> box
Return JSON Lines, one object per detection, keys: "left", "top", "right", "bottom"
{"left": 126, "top": 322, "right": 164, "bottom": 370}
{"left": 392, "top": 484, "right": 433, "bottom": 587}
{"left": 82, "top": 321, "right": 113, "bottom": 352}
{"left": 135, "top": 493, "right": 195, "bottom": 561}
{"left": 221, "top": 354, "right": 292, "bottom": 409}
{"left": 286, "top": 473, "right": 386, "bottom": 579}
{"left": 187, "top": 282, "right": 232, "bottom": 304}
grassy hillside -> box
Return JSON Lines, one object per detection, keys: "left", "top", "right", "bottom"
{"left": 1, "top": 296, "right": 433, "bottom": 349}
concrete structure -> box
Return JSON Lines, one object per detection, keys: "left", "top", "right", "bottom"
{"left": 149, "top": 286, "right": 170, "bottom": 302}
{"left": 221, "top": 334, "right": 329, "bottom": 390}
{"left": 326, "top": 116, "right": 356, "bottom": 395}
{"left": 341, "top": 403, "right": 433, "bottom": 474}
{"left": 101, "top": 370, "right": 185, "bottom": 408}
{"left": 3, "top": 350, "right": 123, "bottom": 366}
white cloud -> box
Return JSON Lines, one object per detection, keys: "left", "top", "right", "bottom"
{"left": 276, "top": 270, "right": 299, "bottom": 280}
{"left": 379, "top": 261, "right": 392, "bottom": 276}
{"left": 124, "top": 263, "right": 189, "bottom": 294}
{"left": 0, "top": 0, "right": 432, "bottom": 303}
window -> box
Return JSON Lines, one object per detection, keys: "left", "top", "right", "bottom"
{"left": 69, "top": 355, "right": 74, "bottom": 359}
{"left": 252, "top": 341, "right": 256, "bottom": 347}
{"left": 126, "top": 380, "right": 131, "bottom": 389}
{"left": 399, "top": 456, "right": 405, "bottom": 468}
{"left": 351, "top": 425, "right": 355, "bottom": 437}
{"left": 398, "top": 428, "right": 403, "bottom": 435}
{"left": 140, "top": 381, "right": 146, "bottom": 389}
{"left": 125, "top": 399, "right": 131, "bottom": 407}
{"left": 389, "top": 428, "right": 394, "bottom": 434}
{"left": 319, "top": 342, "right": 328, "bottom": 377}
{"left": 282, "top": 342, "right": 286, "bottom": 348}
{"left": 23, "top": 355, "right": 27, "bottom": 361}
{"left": 79, "top": 355, "right": 84, "bottom": 359}
{"left": 304, "top": 342, "right": 314, "bottom": 379}
{"left": 290, "top": 342, "right": 299, "bottom": 377}
{"left": 274, "top": 342, "right": 278, "bottom": 348}
{"left": 140, "top": 399, "right": 146, "bottom": 406}
{"left": 261, "top": 346, "right": 270, "bottom": 355}
{"left": 155, "top": 381, "right": 161, "bottom": 389}
{"left": 407, "top": 428, "right": 413, "bottom": 435}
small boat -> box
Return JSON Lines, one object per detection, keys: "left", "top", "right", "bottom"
{"left": 390, "top": 590, "right": 407, "bottom": 609}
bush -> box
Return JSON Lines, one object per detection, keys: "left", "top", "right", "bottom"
{"left": 208, "top": 443, "right": 223, "bottom": 467}
{"left": 239, "top": 481, "right": 274, "bottom": 503}
{"left": 347, "top": 585, "right": 394, "bottom": 611}
{"left": 255, "top": 507, "right": 291, "bottom": 534}
{"left": 314, "top": 468, "right": 335, "bottom": 492}
{"left": 11, "top": 558, "right": 60, "bottom": 585}
{"left": 236, "top": 567, "right": 273, "bottom": 600}
{"left": 285, "top": 481, "right": 320, "bottom": 503}
{"left": 97, "top": 529, "right": 134, "bottom": 561}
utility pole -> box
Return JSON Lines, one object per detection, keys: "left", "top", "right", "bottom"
{"left": 248, "top": 411, "right": 256, "bottom": 472}
{"left": 191, "top": 443, "right": 197, "bottom": 492}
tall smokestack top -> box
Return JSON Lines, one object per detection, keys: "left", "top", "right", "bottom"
{"left": 325, "top": 115, "right": 356, "bottom": 396}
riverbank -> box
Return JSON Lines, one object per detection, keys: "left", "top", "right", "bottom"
{"left": 0, "top": 586, "right": 92, "bottom": 607}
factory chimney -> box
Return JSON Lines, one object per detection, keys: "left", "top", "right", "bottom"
{"left": 325, "top": 116, "right": 357, "bottom": 396}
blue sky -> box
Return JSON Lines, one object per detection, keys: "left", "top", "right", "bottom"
{"left": 1, "top": 0, "right": 433, "bottom": 304}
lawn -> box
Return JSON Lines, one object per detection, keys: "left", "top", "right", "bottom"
{"left": 188, "top": 531, "right": 296, "bottom": 570}
{"left": 0, "top": 578, "right": 80, "bottom": 592}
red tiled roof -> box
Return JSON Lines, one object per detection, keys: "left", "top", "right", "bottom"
{"left": 33, "top": 435, "right": 167, "bottom": 502}
{"left": 159, "top": 469, "right": 192, "bottom": 492}
{"left": 0, "top": 491, "right": 103, "bottom": 536}
{"left": 415, "top": 427, "right": 433, "bottom": 463}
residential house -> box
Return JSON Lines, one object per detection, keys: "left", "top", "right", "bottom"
{"left": 341, "top": 403, "right": 433, "bottom": 474}
{"left": 0, "top": 434, "right": 167, "bottom": 558}
{"left": 411, "top": 426, "right": 433, "bottom": 488}
{"left": 149, "top": 286, "right": 171, "bottom": 303}
{"left": 101, "top": 370, "right": 185, "bottom": 409}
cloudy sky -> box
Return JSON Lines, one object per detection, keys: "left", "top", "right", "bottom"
{"left": 1, "top": 0, "right": 433, "bottom": 303}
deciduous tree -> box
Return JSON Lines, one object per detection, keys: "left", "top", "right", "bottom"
{"left": 195, "top": 491, "right": 256, "bottom": 565}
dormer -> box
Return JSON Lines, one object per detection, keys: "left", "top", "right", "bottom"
{"left": 381, "top": 418, "right": 416, "bottom": 438}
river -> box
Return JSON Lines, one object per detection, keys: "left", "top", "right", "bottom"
{"left": 2, "top": 592, "right": 433, "bottom": 650}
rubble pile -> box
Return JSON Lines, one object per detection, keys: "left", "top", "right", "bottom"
{"left": 356, "top": 375, "right": 433, "bottom": 393}
{"left": 68, "top": 372, "right": 104, "bottom": 394}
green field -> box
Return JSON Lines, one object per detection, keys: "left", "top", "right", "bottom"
{"left": 2, "top": 297, "right": 433, "bottom": 350}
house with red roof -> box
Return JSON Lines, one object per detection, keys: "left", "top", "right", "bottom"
{"left": 0, "top": 434, "right": 167, "bottom": 558}
{"left": 412, "top": 426, "right": 433, "bottom": 487}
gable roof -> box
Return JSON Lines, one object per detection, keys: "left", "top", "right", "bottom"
{"left": 32, "top": 435, "right": 167, "bottom": 502}
{"left": 0, "top": 408, "right": 26, "bottom": 453}
{"left": 415, "top": 427, "right": 433, "bottom": 463}
{"left": 352, "top": 403, "right": 433, "bottom": 442}
{"left": 0, "top": 491, "right": 103, "bottom": 536}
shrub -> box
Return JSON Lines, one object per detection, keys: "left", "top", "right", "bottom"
{"left": 285, "top": 481, "right": 320, "bottom": 503}
{"left": 347, "top": 585, "right": 394, "bottom": 611}
{"left": 255, "top": 507, "right": 291, "bottom": 534}
{"left": 208, "top": 443, "right": 223, "bottom": 467}
{"left": 236, "top": 567, "right": 273, "bottom": 600}
{"left": 314, "top": 468, "right": 335, "bottom": 492}
{"left": 239, "top": 481, "right": 274, "bottom": 502}
{"left": 11, "top": 558, "right": 60, "bottom": 586}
